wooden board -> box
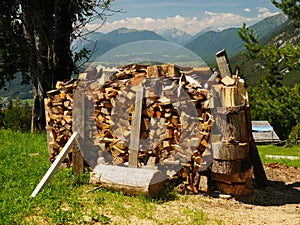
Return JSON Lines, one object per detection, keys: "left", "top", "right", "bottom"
{"left": 128, "top": 85, "right": 144, "bottom": 167}
{"left": 215, "top": 49, "right": 232, "bottom": 78}
{"left": 245, "top": 107, "right": 267, "bottom": 188}
{"left": 31, "top": 132, "right": 78, "bottom": 197}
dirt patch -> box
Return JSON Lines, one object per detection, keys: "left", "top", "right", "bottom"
{"left": 149, "top": 163, "right": 300, "bottom": 225}
{"left": 106, "top": 163, "right": 300, "bottom": 224}
{"left": 192, "top": 163, "right": 300, "bottom": 224}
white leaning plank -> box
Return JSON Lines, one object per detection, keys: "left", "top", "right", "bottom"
{"left": 31, "top": 132, "right": 78, "bottom": 197}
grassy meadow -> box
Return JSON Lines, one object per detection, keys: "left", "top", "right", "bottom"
{"left": 0, "top": 128, "right": 299, "bottom": 224}
{"left": 0, "top": 129, "right": 209, "bottom": 225}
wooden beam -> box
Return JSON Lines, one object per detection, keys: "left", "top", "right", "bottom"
{"left": 128, "top": 85, "right": 144, "bottom": 167}
{"left": 216, "top": 49, "right": 232, "bottom": 78}
{"left": 31, "top": 132, "right": 78, "bottom": 197}
{"left": 72, "top": 89, "right": 86, "bottom": 173}
{"left": 245, "top": 107, "right": 267, "bottom": 188}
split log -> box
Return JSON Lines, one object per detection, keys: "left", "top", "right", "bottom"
{"left": 90, "top": 165, "right": 168, "bottom": 196}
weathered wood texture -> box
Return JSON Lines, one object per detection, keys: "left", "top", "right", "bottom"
{"left": 128, "top": 85, "right": 144, "bottom": 167}
{"left": 245, "top": 107, "right": 267, "bottom": 188}
{"left": 90, "top": 165, "right": 167, "bottom": 196}
{"left": 210, "top": 70, "right": 255, "bottom": 195}
{"left": 215, "top": 49, "right": 232, "bottom": 78}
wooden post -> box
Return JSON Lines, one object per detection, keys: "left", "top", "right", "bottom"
{"left": 128, "top": 85, "right": 144, "bottom": 167}
{"left": 245, "top": 107, "right": 267, "bottom": 188}
{"left": 72, "top": 89, "right": 85, "bottom": 174}
{"left": 216, "top": 49, "right": 232, "bottom": 78}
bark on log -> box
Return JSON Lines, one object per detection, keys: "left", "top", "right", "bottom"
{"left": 90, "top": 165, "right": 168, "bottom": 196}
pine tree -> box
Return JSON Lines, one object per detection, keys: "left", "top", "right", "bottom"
{"left": 238, "top": 0, "right": 300, "bottom": 86}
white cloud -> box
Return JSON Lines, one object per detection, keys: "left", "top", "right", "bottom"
{"left": 258, "top": 7, "right": 270, "bottom": 13}
{"left": 244, "top": 8, "right": 251, "bottom": 12}
{"left": 86, "top": 9, "right": 279, "bottom": 35}
{"left": 257, "top": 7, "right": 279, "bottom": 19}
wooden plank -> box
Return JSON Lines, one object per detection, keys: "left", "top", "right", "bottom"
{"left": 72, "top": 89, "right": 86, "bottom": 173}
{"left": 245, "top": 107, "right": 267, "bottom": 188}
{"left": 216, "top": 49, "right": 232, "bottom": 78}
{"left": 128, "top": 85, "right": 144, "bottom": 167}
{"left": 31, "top": 132, "right": 78, "bottom": 197}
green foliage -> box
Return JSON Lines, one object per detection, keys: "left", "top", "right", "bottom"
{"left": 0, "top": 0, "right": 29, "bottom": 89}
{"left": 0, "top": 97, "right": 31, "bottom": 132}
{"left": 237, "top": 1, "right": 300, "bottom": 86}
{"left": 248, "top": 81, "right": 300, "bottom": 140}
{"left": 238, "top": 1, "right": 300, "bottom": 144}
{"left": 288, "top": 122, "right": 300, "bottom": 145}
{"left": 238, "top": 23, "right": 300, "bottom": 86}
{"left": 272, "top": 0, "right": 300, "bottom": 23}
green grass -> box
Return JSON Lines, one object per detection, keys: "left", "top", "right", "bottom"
{"left": 0, "top": 129, "right": 209, "bottom": 225}
{"left": 2, "top": 129, "right": 298, "bottom": 224}
{"left": 257, "top": 144, "right": 300, "bottom": 168}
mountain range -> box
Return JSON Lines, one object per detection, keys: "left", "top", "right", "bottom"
{"left": 74, "top": 13, "right": 288, "bottom": 65}
{"left": 1, "top": 13, "right": 297, "bottom": 99}
{"left": 184, "top": 13, "right": 288, "bottom": 63}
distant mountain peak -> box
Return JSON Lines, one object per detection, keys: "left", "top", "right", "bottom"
{"left": 184, "top": 13, "right": 289, "bottom": 64}
{"left": 159, "top": 28, "right": 192, "bottom": 45}
{"left": 116, "top": 27, "right": 145, "bottom": 34}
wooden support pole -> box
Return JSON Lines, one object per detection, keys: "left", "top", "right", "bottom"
{"left": 72, "top": 89, "right": 86, "bottom": 174}
{"left": 72, "top": 143, "right": 84, "bottom": 174}
{"left": 245, "top": 107, "right": 267, "bottom": 188}
{"left": 31, "top": 132, "right": 78, "bottom": 197}
{"left": 128, "top": 85, "right": 144, "bottom": 167}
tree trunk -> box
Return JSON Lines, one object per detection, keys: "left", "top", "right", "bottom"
{"left": 21, "top": 0, "right": 52, "bottom": 131}
{"left": 53, "top": 0, "right": 73, "bottom": 82}
{"left": 21, "top": 0, "right": 73, "bottom": 131}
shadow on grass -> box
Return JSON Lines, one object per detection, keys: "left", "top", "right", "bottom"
{"left": 236, "top": 179, "right": 300, "bottom": 206}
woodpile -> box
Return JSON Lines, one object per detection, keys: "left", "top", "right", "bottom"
{"left": 45, "top": 59, "right": 258, "bottom": 196}
{"left": 45, "top": 79, "right": 78, "bottom": 165}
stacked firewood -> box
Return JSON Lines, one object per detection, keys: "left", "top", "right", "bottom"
{"left": 45, "top": 79, "right": 78, "bottom": 165}
{"left": 45, "top": 64, "right": 215, "bottom": 193}
{"left": 45, "top": 63, "right": 254, "bottom": 196}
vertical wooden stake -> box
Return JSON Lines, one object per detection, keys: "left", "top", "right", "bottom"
{"left": 128, "top": 85, "right": 144, "bottom": 167}
{"left": 72, "top": 89, "right": 85, "bottom": 174}
{"left": 72, "top": 143, "right": 84, "bottom": 174}
{"left": 245, "top": 107, "right": 267, "bottom": 188}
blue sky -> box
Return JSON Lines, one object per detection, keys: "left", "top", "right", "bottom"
{"left": 87, "top": 0, "right": 281, "bottom": 34}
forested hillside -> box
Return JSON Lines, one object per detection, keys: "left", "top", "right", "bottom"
{"left": 231, "top": 21, "right": 300, "bottom": 86}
